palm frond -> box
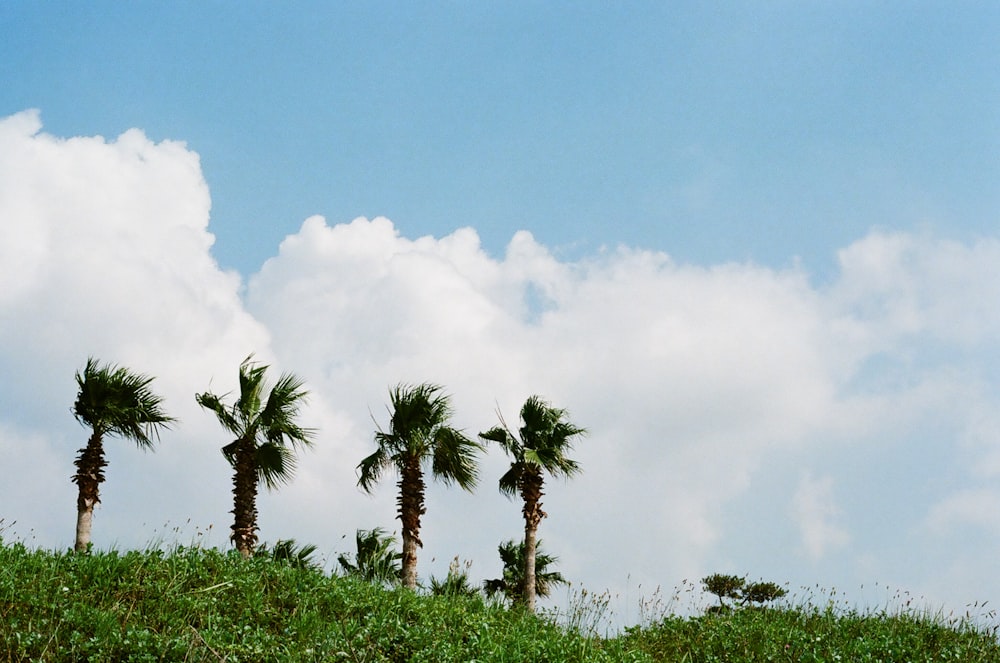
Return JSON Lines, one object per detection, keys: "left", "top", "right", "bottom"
{"left": 519, "top": 395, "right": 585, "bottom": 471}
{"left": 256, "top": 539, "right": 321, "bottom": 570}
{"left": 74, "top": 357, "right": 174, "bottom": 449}
{"left": 479, "top": 425, "right": 520, "bottom": 457}
{"left": 384, "top": 382, "right": 440, "bottom": 456}
{"left": 221, "top": 439, "right": 240, "bottom": 468}
{"left": 200, "top": 356, "right": 313, "bottom": 489}
{"left": 236, "top": 356, "right": 267, "bottom": 420}
{"left": 530, "top": 444, "right": 582, "bottom": 479}
{"left": 430, "top": 557, "right": 481, "bottom": 598}
{"left": 498, "top": 463, "right": 523, "bottom": 499}
{"left": 487, "top": 395, "right": 584, "bottom": 503}
{"left": 523, "top": 448, "right": 543, "bottom": 467}
{"left": 357, "top": 446, "right": 391, "bottom": 493}
{"left": 361, "top": 382, "right": 483, "bottom": 489}
{"left": 195, "top": 392, "right": 240, "bottom": 436}
{"left": 256, "top": 442, "right": 296, "bottom": 490}
{"left": 519, "top": 395, "right": 557, "bottom": 443}
{"left": 430, "top": 427, "right": 482, "bottom": 490}
{"left": 260, "top": 372, "right": 315, "bottom": 449}
{"left": 483, "top": 577, "right": 507, "bottom": 599}
{"left": 338, "top": 527, "right": 401, "bottom": 586}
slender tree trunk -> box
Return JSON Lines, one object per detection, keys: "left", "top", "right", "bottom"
{"left": 523, "top": 519, "right": 538, "bottom": 612}
{"left": 75, "top": 503, "right": 95, "bottom": 553}
{"left": 72, "top": 432, "right": 107, "bottom": 553}
{"left": 521, "top": 468, "right": 546, "bottom": 612}
{"left": 398, "top": 455, "right": 425, "bottom": 589}
{"left": 231, "top": 438, "right": 259, "bottom": 559}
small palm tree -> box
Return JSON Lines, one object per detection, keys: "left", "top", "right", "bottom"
{"left": 358, "top": 383, "right": 483, "bottom": 589}
{"left": 430, "top": 557, "right": 481, "bottom": 599}
{"left": 480, "top": 395, "right": 584, "bottom": 612}
{"left": 337, "top": 527, "right": 402, "bottom": 586}
{"left": 71, "top": 357, "right": 174, "bottom": 552}
{"left": 255, "top": 539, "right": 321, "bottom": 571}
{"left": 196, "top": 355, "right": 315, "bottom": 559}
{"left": 483, "top": 539, "right": 567, "bottom": 606}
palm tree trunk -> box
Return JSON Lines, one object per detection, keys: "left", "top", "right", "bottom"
{"left": 398, "top": 456, "right": 425, "bottom": 589}
{"left": 72, "top": 432, "right": 107, "bottom": 553}
{"left": 521, "top": 469, "right": 546, "bottom": 612}
{"left": 523, "top": 519, "right": 538, "bottom": 612}
{"left": 231, "top": 438, "right": 259, "bottom": 559}
{"left": 74, "top": 504, "right": 95, "bottom": 553}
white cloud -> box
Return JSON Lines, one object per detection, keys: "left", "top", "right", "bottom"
{"left": 3, "top": 112, "right": 1000, "bottom": 626}
{"left": 792, "top": 472, "right": 850, "bottom": 562}
{"left": 925, "top": 488, "right": 1000, "bottom": 534}
{"left": 0, "top": 110, "right": 271, "bottom": 550}
{"left": 831, "top": 230, "right": 1000, "bottom": 346}
{"left": 245, "top": 215, "right": 855, "bottom": 578}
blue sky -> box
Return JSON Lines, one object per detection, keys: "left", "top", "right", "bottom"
{"left": 2, "top": 2, "right": 1000, "bottom": 628}
{"left": 5, "top": 2, "right": 996, "bottom": 278}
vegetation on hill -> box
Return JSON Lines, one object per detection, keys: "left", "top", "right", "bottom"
{"left": 1, "top": 542, "right": 997, "bottom": 662}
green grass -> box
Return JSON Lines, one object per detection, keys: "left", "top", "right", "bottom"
{"left": 621, "top": 608, "right": 1000, "bottom": 663}
{"left": 1, "top": 542, "right": 997, "bottom": 662}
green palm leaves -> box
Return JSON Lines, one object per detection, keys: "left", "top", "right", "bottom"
{"left": 358, "top": 383, "right": 483, "bottom": 589}
{"left": 337, "top": 527, "right": 402, "bottom": 586}
{"left": 197, "top": 355, "right": 314, "bottom": 558}
{"left": 72, "top": 357, "right": 174, "bottom": 552}
{"left": 73, "top": 357, "right": 174, "bottom": 449}
{"left": 484, "top": 539, "right": 568, "bottom": 606}
{"left": 483, "top": 395, "right": 584, "bottom": 499}
{"left": 358, "top": 383, "right": 480, "bottom": 493}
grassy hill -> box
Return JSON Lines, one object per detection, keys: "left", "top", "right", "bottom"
{"left": 1, "top": 543, "right": 997, "bottom": 662}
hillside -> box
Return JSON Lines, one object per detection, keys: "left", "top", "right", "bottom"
{"left": 1, "top": 544, "right": 997, "bottom": 662}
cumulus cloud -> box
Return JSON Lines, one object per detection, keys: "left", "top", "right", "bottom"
{"left": 0, "top": 110, "right": 271, "bottom": 550}
{"left": 245, "top": 214, "right": 855, "bottom": 581}
{"left": 831, "top": 230, "right": 1000, "bottom": 346}
{"left": 2, "top": 112, "right": 1000, "bottom": 625}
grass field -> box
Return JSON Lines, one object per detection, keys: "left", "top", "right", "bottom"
{"left": 1, "top": 542, "right": 997, "bottom": 662}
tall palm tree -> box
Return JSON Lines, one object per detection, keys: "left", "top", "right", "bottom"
{"left": 480, "top": 395, "right": 585, "bottom": 612}
{"left": 483, "top": 539, "right": 568, "bottom": 606}
{"left": 357, "top": 383, "right": 483, "bottom": 589}
{"left": 196, "top": 355, "right": 314, "bottom": 559}
{"left": 72, "top": 357, "right": 174, "bottom": 552}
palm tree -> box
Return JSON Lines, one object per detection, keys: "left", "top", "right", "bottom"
{"left": 196, "top": 355, "right": 314, "bottom": 559}
{"left": 255, "top": 539, "right": 321, "bottom": 571}
{"left": 337, "top": 527, "right": 402, "bottom": 586}
{"left": 483, "top": 539, "right": 568, "bottom": 606}
{"left": 479, "top": 395, "right": 585, "bottom": 612}
{"left": 430, "top": 556, "right": 481, "bottom": 599}
{"left": 357, "top": 383, "right": 483, "bottom": 589}
{"left": 71, "top": 357, "right": 174, "bottom": 552}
